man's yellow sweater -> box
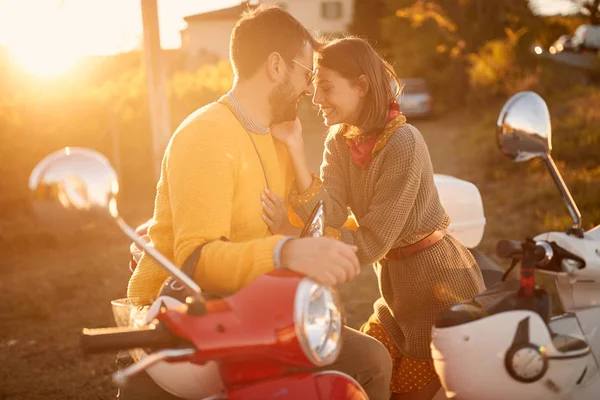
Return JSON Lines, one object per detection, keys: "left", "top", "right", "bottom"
{"left": 127, "top": 99, "right": 293, "bottom": 302}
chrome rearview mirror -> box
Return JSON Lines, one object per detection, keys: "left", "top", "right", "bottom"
{"left": 496, "top": 92, "right": 583, "bottom": 237}
{"left": 28, "top": 147, "right": 202, "bottom": 295}
{"left": 496, "top": 91, "right": 551, "bottom": 162}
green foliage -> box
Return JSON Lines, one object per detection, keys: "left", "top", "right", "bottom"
{"left": 466, "top": 28, "right": 543, "bottom": 103}
{"left": 169, "top": 60, "right": 234, "bottom": 125}
{"left": 380, "top": 1, "right": 469, "bottom": 110}
{"left": 379, "top": 0, "right": 568, "bottom": 109}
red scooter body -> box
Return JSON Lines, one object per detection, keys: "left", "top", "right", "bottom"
{"left": 158, "top": 270, "right": 313, "bottom": 383}
{"left": 83, "top": 270, "right": 368, "bottom": 400}
{"left": 226, "top": 370, "right": 368, "bottom": 400}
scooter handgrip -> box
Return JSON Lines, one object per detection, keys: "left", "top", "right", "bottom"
{"left": 80, "top": 324, "right": 181, "bottom": 354}
{"left": 496, "top": 240, "right": 523, "bottom": 259}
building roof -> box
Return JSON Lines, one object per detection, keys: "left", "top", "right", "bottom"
{"left": 183, "top": 1, "right": 258, "bottom": 23}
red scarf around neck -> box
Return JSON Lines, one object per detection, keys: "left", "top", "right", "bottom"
{"left": 347, "top": 100, "right": 402, "bottom": 169}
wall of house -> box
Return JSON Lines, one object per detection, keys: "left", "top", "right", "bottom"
{"left": 181, "top": 19, "right": 237, "bottom": 60}
{"left": 262, "top": 0, "right": 353, "bottom": 36}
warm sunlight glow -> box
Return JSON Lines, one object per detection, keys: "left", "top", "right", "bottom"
{"left": 9, "top": 43, "right": 79, "bottom": 77}
{"left": 1, "top": 1, "right": 83, "bottom": 77}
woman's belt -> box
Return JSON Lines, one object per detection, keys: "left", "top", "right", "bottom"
{"left": 384, "top": 230, "right": 446, "bottom": 261}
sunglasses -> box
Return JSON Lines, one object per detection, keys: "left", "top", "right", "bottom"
{"left": 291, "top": 58, "right": 315, "bottom": 85}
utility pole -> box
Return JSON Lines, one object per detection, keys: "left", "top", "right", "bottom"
{"left": 141, "top": 0, "right": 171, "bottom": 181}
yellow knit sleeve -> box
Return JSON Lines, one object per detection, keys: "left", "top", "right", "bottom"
{"left": 168, "top": 123, "right": 283, "bottom": 296}
{"left": 323, "top": 215, "right": 358, "bottom": 240}
{"left": 324, "top": 227, "right": 342, "bottom": 239}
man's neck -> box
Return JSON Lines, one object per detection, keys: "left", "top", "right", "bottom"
{"left": 230, "top": 80, "right": 272, "bottom": 127}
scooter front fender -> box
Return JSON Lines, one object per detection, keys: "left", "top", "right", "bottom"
{"left": 226, "top": 370, "right": 368, "bottom": 400}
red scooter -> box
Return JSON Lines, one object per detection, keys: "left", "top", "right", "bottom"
{"left": 29, "top": 147, "right": 368, "bottom": 400}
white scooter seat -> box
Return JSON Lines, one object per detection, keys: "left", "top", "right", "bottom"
{"left": 435, "top": 281, "right": 588, "bottom": 353}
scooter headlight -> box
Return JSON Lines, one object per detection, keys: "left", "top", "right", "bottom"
{"left": 294, "top": 279, "right": 343, "bottom": 366}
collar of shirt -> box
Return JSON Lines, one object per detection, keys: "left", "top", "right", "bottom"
{"left": 226, "top": 91, "right": 270, "bottom": 135}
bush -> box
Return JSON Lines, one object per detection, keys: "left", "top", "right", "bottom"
{"left": 466, "top": 28, "right": 543, "bottom": 105}
{"left": 169, "top": 60, "right": 234, "bottom": 126}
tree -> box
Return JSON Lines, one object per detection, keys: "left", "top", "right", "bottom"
{"left": 348, "top": 0, "right": 390, "bottom": 52}
{"left": 569, "top": 0, "right": 600, "bottom": 25}
{"left": 386, "top": 0, "right": 540, "bottom": 54}
{"left": 382, "top": 0, "right": 544, "bottom": 108}
{"left": 382, "top": 0, "right": 470, "bottom": 107}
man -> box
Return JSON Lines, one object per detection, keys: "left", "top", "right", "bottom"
{"left": 121, "top": 5, "right": 392, "bottom": 400}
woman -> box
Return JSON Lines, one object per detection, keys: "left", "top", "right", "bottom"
{"left": 262, "top": 37, "right": 485, "bottom": 400}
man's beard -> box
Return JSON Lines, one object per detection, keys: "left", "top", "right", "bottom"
{"left": 269, "top": 75, "right": 302, "bottom": 124}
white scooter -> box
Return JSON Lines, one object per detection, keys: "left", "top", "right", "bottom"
{"left": 431, "top": 91, "right": 600, "bottom": 400}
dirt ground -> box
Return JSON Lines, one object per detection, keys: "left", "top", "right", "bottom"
{"left": 0, "top": 110, "right": 491, "bottom": 400}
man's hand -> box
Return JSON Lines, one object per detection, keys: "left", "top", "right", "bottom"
{"left": 135, "top": 219, "right": 153, "bottom": 236}
{"left": 129, "top": 218, "right": 154, "bottom": 273}
{"left": 280, "top": 237, "right": 360, "bottom": 286}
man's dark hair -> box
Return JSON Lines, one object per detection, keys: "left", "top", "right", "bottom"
{"left": 230, "top": 5, "right": 319, "bottom": 79}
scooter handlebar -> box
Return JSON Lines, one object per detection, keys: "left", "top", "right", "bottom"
{"left": 81, "top": 324, "right": 185, "bottom": 354}
{"left": 496, "top": 240, "right": 524, "bottom": 259}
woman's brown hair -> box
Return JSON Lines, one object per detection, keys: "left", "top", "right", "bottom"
{"left": 315, "top": 36, "right": 401, "bottom": 139}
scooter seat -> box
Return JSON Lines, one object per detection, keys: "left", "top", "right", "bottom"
{"left": 435, "top": 281, "right": 552, "bottom": 328}
{"left": 435, "top": 304, "right": 588, "bottom": 353}
{"left": 435, "top": 301, "right": 488, "bottom": 328}
{"left": 435, "top": 283, "right": 590, "bottom": 354}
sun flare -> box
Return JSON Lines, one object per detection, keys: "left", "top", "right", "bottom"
{"left": 9, "top": 43, "right": 80, "bottom": 77}
{"left": 0, "top": 1, "right": 84, "bottom": 77}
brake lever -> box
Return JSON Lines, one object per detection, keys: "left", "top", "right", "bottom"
{"left": 112, "top": 348, "right": 196, "bottom": 386}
